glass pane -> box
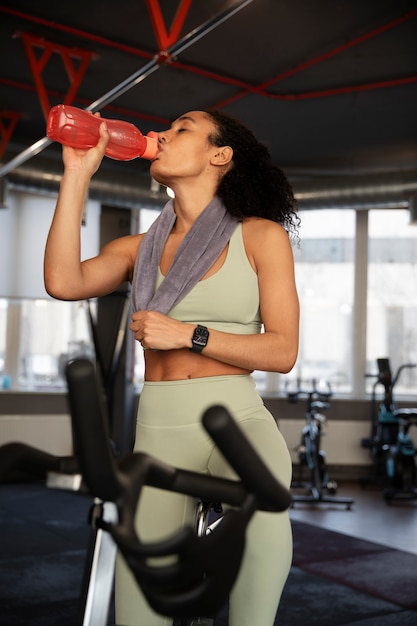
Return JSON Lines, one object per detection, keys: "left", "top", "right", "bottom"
{"left": 367, "top": 210, "right": 417, "bottom": 395}
{"left": 290, "top": 209, "right": 355, "bottom": 393}
{"left": 0, "top": 298, "right": 94, "bottom": 391}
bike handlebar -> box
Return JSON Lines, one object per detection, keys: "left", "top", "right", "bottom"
{"left": 365, "top": 361, "right": 416, "bottom": 388}
{"left": 202, "top": 404, "right": 291, "bottom": 511}
{"left": 0, "top": 442, "right": 78, "bottom": 481}
{"left": 1, "top": 359, "right": 290, "bottom": 514}
{"left": 392, "top": 363, "right": 416, "bottom": 386}
{"left": 285, "top": 378, "right": 332, "bottom": 403}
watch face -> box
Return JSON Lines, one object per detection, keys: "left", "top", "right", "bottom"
{"left": 194, "top": 327, "right": 208, "bottom": 345}
{"left": 192, "top": 325, "right": 209, "bottom": 352}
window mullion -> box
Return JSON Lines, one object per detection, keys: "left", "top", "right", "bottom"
{"left": 352, "top": 210, "right": 368, "bottom": 398}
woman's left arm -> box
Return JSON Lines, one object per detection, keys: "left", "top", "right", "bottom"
{"left": 131, "top": 219, "right": 299, "bottom": 374}
{"left": 199, "top": 219, "right": 299, "bottom": 373}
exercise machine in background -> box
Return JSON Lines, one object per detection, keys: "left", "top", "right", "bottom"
{"left": 361, "top": 358, "right": 417, "bottom": 503}
{"left": 286, "top": 379, "right": 354, "bottom": 509}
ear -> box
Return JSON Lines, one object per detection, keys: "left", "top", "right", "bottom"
{"left": 211, "top": 145, "right": 233, "bottom": 166}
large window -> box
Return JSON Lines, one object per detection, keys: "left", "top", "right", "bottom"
{"left": 2, "top": 199, "right": 417, "bottom": 398}
{"left": 255, "top": 208, "right": 417, "bottom": 397}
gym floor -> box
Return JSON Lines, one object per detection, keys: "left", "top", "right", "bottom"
{"left": 289, "top": 481, "right": 417, "bottom": 556}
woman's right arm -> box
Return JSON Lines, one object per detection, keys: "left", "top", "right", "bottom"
{"left": 44, "top": 121, "right": 140, "bottom": 301}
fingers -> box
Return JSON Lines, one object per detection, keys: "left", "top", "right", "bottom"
{"left": 134, "top": 329, "right": 148, "bottom": 351}
{"left": 97, "top": 121, "right": 110, "bottom": 150}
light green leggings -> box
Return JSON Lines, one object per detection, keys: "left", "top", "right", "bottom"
{"left": 115, "top": 375, "right": 293, "bottom": 626}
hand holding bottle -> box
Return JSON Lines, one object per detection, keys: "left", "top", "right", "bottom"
{"left": 47, "top": 104, "right": 159, "bottom": 161}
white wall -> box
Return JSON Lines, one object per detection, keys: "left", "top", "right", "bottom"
{"left": 0, "top": 190, "right": 101, "bottom": 298}
{"left": 0, "top": 404, "right": 372, "bottom": 466}
{"left": 0, "top": 414, "right": 73, "bottom": 455}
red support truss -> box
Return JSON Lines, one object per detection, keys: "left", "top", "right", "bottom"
{"left": 146, "top": 0, "right": 193, "bottom": 57}
{"left": 19, "top": 32, "right": 96, "bottom": 119}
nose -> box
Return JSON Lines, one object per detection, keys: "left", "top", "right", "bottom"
{"left": 158, "top": 131, "right": 168, "bottom": 143}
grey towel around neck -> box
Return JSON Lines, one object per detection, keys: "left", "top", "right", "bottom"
{"left": 131, "top": 196, "right": 239, "bottom": 313}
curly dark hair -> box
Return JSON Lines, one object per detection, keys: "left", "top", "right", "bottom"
{"left": 205, "top": 109, "right": 299, "bottom": 240}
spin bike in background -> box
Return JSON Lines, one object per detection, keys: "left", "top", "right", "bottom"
{"left": 361, "top": 357, "right": 417, "bottom": 503}
{"left": 286, "top": 379, "right": 354, "bottom": 509}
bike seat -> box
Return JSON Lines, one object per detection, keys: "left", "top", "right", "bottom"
{"left": 310, "top": 400, "right": 329, "bottom": 412}
{"left": 393, "top": 408, "right": 417, "bottom": 424}
{"left": 393, "top": 408, "right": 417, "bottom": 417}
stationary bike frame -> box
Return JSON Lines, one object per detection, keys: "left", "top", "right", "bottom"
{"left": 41, "top": 490, "right": 223, "bottom": 626}
{"left": 362, "top": 358, "right": 417, "bottom": 502}
{"left": 287, "top": 379, "right": 354, "bottom": 509}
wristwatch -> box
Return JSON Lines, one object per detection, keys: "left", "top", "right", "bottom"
{"left": 190, "top": 325, "right": 210, "bottom": 353}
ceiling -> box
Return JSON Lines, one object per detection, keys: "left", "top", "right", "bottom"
{"left": 1, "top": 0, "right": 417, "bottom": 211}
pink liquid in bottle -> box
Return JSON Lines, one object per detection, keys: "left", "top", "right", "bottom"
{"left": 46, "top": 105, "right": 159, "bottom": 161}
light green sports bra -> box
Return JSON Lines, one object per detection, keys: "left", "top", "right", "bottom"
{"left": 156, "top": 223, "right": 262, "bottom": 334}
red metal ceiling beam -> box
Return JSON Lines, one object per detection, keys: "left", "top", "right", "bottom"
{"left": 0, "top": 4, "right": 255, "bottom": 93}
{"left": 2, "top": 3, "right": 416, "bottom": 107}
{"left": 4, "top": 69, "right": 416, "bottom": 115}
{"left": 265, "top": 75, "right": 417, "bottom": 101}
{"left": 3, "top": 4, "right": 416, "bottom": 118}
{"left": 263, "top": 7, "right": 417, "bottom": 90}
{"left": 0, "top": 5, "right": 153, "bottom": 61}
{"left": 0, "top": 76, "right": 170, "bottom": 126}
{"left": 215, "top": 7, "right": 417, "bottom": 109}
{"left": 0, "top": 0, "right": 254, "bottom": 177}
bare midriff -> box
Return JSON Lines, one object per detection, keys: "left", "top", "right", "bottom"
{"left": 144, "top": 348, "right": 252, "bottom": 382}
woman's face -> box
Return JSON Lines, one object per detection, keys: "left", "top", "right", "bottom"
{"left": 150, "top": 110, "right": 220, "bottom": 186}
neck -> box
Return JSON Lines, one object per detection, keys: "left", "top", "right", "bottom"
{"left": 171, "top": 186, "right": 217, "bottom": 234}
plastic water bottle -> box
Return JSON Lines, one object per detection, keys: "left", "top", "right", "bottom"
{"left": 47, "top": 104, "right": 159, "bottom": 161}
{"left": 1, "top": 375, "right": 11, "bottom": 390}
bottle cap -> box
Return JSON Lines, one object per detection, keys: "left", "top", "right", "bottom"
{"left": 142, "top": 131, "right": 159, "bottom": 160}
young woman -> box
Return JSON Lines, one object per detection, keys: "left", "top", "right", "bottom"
{"left": 44, "top": 109, "right": 300, "bottom": 626}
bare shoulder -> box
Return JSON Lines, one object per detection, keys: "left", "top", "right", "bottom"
{"left": 242, "top": 216, "right": 289, "bottom": 241}
{"left": 241, "top": 217, "right": 292, "bottom": 268}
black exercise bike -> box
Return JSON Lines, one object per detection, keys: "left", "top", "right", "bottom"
{"left": 361, "top": 357, "right": 417, "bottom": 503}
{"left": 287, "top": 378, "right": 354, "bottom": 509}
{"left": 0, "top": 358, "right": 291, "bottom": 626}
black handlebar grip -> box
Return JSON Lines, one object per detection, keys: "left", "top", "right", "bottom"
{"left": 65, "top": 358, "right": 122, "bottom": 501}
{"left": 202, "top": 405, "right": 291, "bottom": 512}
{"left": 0, "top": 442, "right": 63, "bottom": 480}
